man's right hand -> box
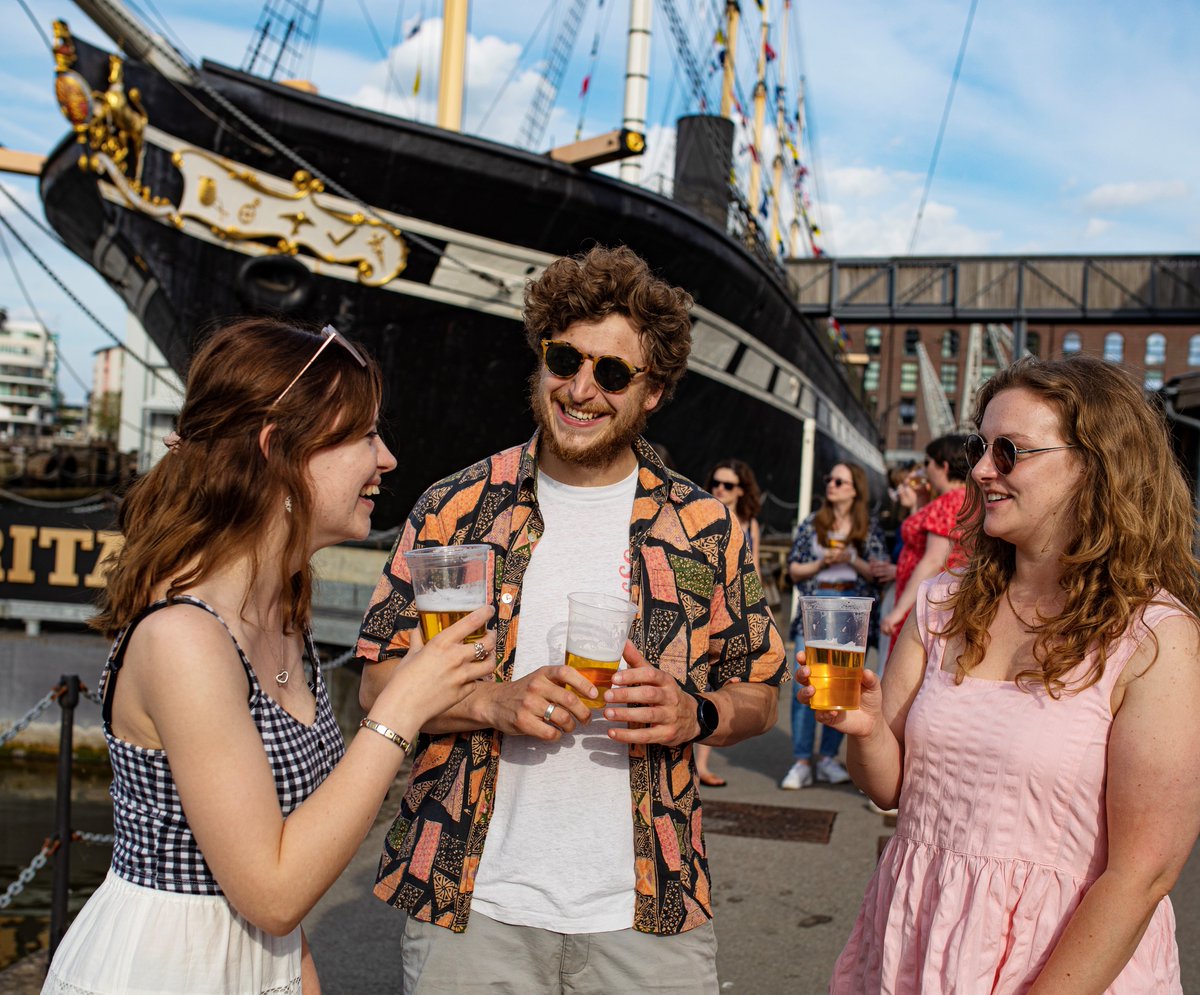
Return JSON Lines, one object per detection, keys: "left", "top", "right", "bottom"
{"left": 481, "top": 665, "right": 597, "bottom": 740}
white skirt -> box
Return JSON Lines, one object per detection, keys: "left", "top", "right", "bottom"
{"left": 43, "top": 870, "right": 301, "bottom": 995}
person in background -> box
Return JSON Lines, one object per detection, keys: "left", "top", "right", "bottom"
{"left": 697, "top": 458, "right": 765, "bottom": 786}
{"left": 814, "top": 355, "right": 1200, "bottom": 993}
{"left": 780, "top": 462, "right": 888, "bottom": 790}
{"left": 880, "top": 434, "right": 970, "bottom": 656}
{"left": 42, "top": 320, "right": 496, "bottom": 995}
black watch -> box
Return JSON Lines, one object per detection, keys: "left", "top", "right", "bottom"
{"left": 688, "top": 692, "right": 719, "bottom": 743}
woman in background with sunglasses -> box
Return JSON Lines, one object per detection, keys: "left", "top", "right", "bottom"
{"left": 818, "top": 355, "right": 1200, "bottom": 993}
{"left": 691, "top": 458, "right": 765, "bottom": 787}
{"left": 43, "top": 319, "right": 496, "bottom": 995}
{"left": 879, "top": 433, "right": 971, "bottom": 656}
{"left": 779, "top": 462, "right": 889, "bottom": 790}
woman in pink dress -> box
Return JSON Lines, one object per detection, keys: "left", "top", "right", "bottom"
{"left": 806, "top": 355, "right": 1200, "bottom": 993}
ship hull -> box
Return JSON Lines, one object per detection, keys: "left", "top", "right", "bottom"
{"left": 41, "top": 39, "right": 881, "bottom": 530}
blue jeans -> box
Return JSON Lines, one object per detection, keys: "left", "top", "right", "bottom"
{"left": 789, "top": 586, "right": 847, "bottom": 761}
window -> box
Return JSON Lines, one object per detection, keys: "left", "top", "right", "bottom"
{"left": 1145, "top": 333, "right": 1166, "bottom": 366}
{"left": 899, "top": 398, "right": 917, "bottom": 425}
{"left": 865, "top": 326, "right": 882, "bottom": 355}
{"left": 904, "top": 328, "right": 920, "bottom": 356}
{"left": 1189, "top": 335, "right": 1200, "bottom": 367}
{"left": 941, "top": 330, "right": 959, "bottom": 359}
{"left": 896, "top": 429, "right": 916, "bottom": 450}
{"left": 1062, "top": 331, "right": 1082, "bottom": 356}
{"left": 940, "top": 364, "right": 958, "bottom": 393}
{"left": 1026, "top": 331, "right": 1041, "bottom": 357}
{"left": 900, "top": 362, "right": 918, "bottom": 392}
{"left": 1103, "top": 332, "right": 1124, "bottom": 363}
{"left": 980, "top": 364, "right": 997, "bottom": 385}
{"left": 1144, "top": 371, "right": 1164, "bottom": 391}
{"left": 863, "top": 360, "right": 880, "bottom": 392}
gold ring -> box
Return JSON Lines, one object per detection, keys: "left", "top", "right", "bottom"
{"left": 542, "top": 703, "right": 556, "bottom": 723}
{"left": 473, "top": 641, "right": 487, "bottom": 662}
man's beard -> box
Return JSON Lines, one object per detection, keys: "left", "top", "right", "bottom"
{"left": 529, "top": 370, "right": 650, "bottom": 470}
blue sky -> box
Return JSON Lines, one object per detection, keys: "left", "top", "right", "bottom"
{"left": 2, "top": 0, "right": 1197, "bottom": 402}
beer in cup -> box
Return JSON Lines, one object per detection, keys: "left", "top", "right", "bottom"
{"left": 564, "top": 592, "right": 638, "bottom": 709}
{"left": 404, "top": 544, "right": 491, "bottom": 644}
{"left": 800, "top": 596, "right": 873, "bottom": 711}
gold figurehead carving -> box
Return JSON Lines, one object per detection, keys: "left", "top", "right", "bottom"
{"left": 48, "top": 25, "right": 405, "bottom": 287}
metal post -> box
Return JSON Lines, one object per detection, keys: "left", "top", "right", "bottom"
{"left": 49, "top": 674, "right": 80, "bottom": 962}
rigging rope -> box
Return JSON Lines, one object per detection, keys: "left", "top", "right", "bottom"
{"left": 907, "top": 0, "right": 980, "bottom": 255}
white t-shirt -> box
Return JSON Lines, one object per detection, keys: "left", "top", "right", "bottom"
{"left": 470, "top": 467, "right": 637, "bottom": 933}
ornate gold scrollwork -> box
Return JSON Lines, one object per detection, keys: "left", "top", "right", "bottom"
{"left": 171, "top": 151, "right": 408, "bottom": 286}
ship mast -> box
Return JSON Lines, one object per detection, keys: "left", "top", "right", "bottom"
{"left": 769, "top": 0, "right": 791, "bottom": 257}
{"left": 620, "top": 0, "right": 652, "bottom": 183}
{"left": 437, "top": 0, "right": 468, "bottom": 131}
{"left": 718, "top": 1, "right": 740, "bottom": 119}
{"left": 746, "top": 3, "right": 769, "bottom": 216}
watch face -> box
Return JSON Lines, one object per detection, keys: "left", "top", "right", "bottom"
{"left": 697, "top": 695, "right": 719, "bottom": 737}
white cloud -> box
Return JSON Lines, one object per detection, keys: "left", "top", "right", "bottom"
{"left": 1084, "top": 218, "right": 1113, "bottom": 238}
{"left": 1082, "top": 181, "right": 1189, "bottom": 211}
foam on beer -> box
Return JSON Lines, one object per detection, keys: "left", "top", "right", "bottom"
{"left": 805, "top": 638, "right": 867, "bottom": 653}
{"left": 414, "top": 590, "right": 485, "bottom": 611}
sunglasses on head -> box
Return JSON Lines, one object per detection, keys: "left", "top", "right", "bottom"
{"left": 824, "top": 474, "right": 853, "bottom": 488}
{"left": 273, "top": 324, "right": 367, "bottom": 407}
{"left": 540, "top": 339, "right": 648, "bottom": 394}
{"left": 964, "top": 434, "right": 1077, "bottom": 475}
{"left": 710, "top": 479, "right": 740, "bottom": 492}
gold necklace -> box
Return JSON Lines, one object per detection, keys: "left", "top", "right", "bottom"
{"left": 1004, "top": 587, "right": 1038, "bottom": 630}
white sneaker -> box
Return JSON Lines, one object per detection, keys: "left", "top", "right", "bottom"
{"left": 779, "top": 760, "right": 814, "bottom": 790}
{"left": 815, "top": 756, "right": 851, "bottom": 785}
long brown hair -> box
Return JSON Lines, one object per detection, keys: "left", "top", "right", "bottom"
{"left": 940, "top": 355, "right": 1200, "bottom": 695}
{"left": 706, "top": 458, "right": 762, "bottom": 521}
{"left": 813, "top": 462, "right": 871, "bottom": 549}
{"left": 93, "top": 318, "right": 384, "bottom": 637}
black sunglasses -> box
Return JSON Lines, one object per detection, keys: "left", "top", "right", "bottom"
{"left": 540, "top": 339, "right": 648, "bottom": 394}
{"left": 824, "top": 474, "right": 853, "bottom": 488}
{"left": 710, "top": 479, "right": 740, "bottom": 491}
{"left": 964, "top": 434, "right": 1077, "bottom": 475}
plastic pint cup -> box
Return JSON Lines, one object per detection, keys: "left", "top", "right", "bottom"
{"left": 800, "top": 596, "right": 873, "bottom": 711}
{"left": 404, "top": 545, "right": 491, "bottom": 644}
{"left": 565, "top": 592, "right": 639, "bottom": 708}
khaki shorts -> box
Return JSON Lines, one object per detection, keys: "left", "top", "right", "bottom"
{"left": 399, "top": 911, "right": 718, "bottom": 994}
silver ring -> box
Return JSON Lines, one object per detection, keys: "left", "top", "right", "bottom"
{"left": 542, "top": 703, "right": 556, "bottom": 723}
{"left": 472, "top": 641, "right": 487, "bottom": 662}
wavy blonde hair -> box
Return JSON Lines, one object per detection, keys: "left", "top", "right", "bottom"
{"left": 940, "top": 355, "right": 1200, "bottom": 695}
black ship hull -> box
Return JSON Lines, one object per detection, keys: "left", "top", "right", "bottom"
{"left": 41, "top": 37, "right": 882, "bottom": 530}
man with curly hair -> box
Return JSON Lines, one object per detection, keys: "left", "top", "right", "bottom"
{"left": 357, "top": 244, "right": 786, "bottom": 993}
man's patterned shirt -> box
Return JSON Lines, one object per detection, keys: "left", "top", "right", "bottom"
{"left": 355, "top": 433, "right": 786, "bottom": 935}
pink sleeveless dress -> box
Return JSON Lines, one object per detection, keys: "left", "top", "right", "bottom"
{"left": 831, "top": 576, "right": 1184, "bottom": 994}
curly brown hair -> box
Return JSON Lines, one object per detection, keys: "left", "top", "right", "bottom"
{"left": 939, "top": 355, "right": 1200, "bottom": 696}
{"left": 93, "top": 318, "right": 384, "bottom": 637}
{"left": 523, "top": 245, "right": 693, "bottom": 407}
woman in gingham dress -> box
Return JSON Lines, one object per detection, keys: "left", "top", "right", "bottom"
{"left": 43, "top": 319, "right": 496, "bottom": 995}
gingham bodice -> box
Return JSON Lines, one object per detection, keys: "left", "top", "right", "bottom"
{"left": 100, "top": 596, "right": 345, "bottom": 895}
